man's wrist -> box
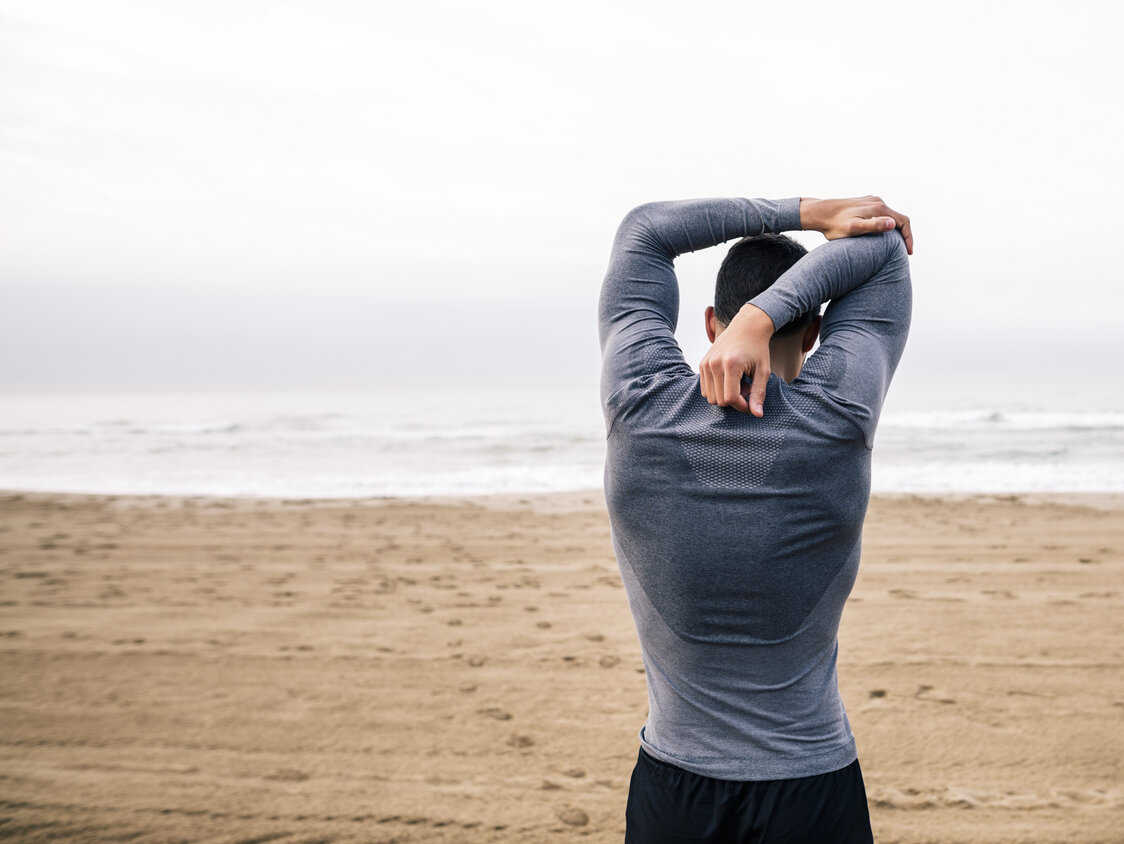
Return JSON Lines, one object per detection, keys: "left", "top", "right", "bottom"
{"left": 735, "top": 302, "right": 776, "bottom": 336}
{"left": 798, "top": 197, "right": 824, "bottom": 233}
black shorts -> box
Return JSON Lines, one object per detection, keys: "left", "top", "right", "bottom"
{"left": 624, "top": 748, "right": 874, "bottom": 843}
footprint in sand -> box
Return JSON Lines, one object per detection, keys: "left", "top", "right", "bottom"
{"left": 914, "top": 684, "right": 956, "bottom": 704}
{"left": 982, "top": 589, "right": 1016, "bottom": 599}
{"left": 479, "top": 707, "right": 511, "bottom": 721}
{"left": 557, "top": 807, "right": 589, "bottom": 826}
{"left": 263, "top": 769, "right": 310, "bottom": 782}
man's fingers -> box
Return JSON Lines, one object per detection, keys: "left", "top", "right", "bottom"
{"left": 713, "top": 363, "right": 729, "bottom": 409}
{"left": 822, "top": 197, "right": 914, "bottom": 252}
{"left": 898, "top": 215, "right": 914, "bottom": 254}
{"left": 700, "top": 355, "right": 756, "bottom": 412}
{"left": 748, "top": 360, "right": 769, "bottom": 417}
{"left": 702, "top": 358, "right": 722, "bottom": 406}
{"left": 878, "top": 204, "right": 913, "bottom": 254}
{"left": 848, "top": 215, "right": 896, "bottom": 236}
{"left": 721, "top": 362, "right": 749, "bottom": 413}
{"left": 861, "top": 208, "right": 914, "bottom": 255}
{"left": 699, "top": 362, "right": 714, "bottom": 404}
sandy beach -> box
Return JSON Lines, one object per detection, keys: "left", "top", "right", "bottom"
{"left": 0, "top": 489, "right": 1121, "bottom": 843}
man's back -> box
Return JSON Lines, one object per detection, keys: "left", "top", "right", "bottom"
{"left": 599, "top": 197, "right": 912, "bottom": 783}
{"left": 606, "top": 364, "right": 874, "bottom": 779}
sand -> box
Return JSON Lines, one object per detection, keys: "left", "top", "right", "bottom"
{"left": 0, "top": 489, "right": 1121, "bottom": 843}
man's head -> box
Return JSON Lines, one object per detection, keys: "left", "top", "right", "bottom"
{"left": 704, "top": 233, "right": 822, "bottom": 382}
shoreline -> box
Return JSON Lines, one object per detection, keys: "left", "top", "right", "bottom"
{"left": 5, "top": 486, "right": 1124, "bottom": 511}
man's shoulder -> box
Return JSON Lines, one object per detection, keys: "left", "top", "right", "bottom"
{"left": 607, "top": 370, "right": 866, "bottom": 450}
{"left": 604, "top": 364, "right": 699, "bottom": 421}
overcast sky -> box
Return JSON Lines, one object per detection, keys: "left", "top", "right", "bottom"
{"left": 1, "top": 0, "right": 1121, "bottom": 395}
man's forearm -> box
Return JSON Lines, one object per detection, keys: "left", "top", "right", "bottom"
{"left": 747, "top": 230, "right": 907, "bottom": 334}
{"left": 615, "top": 197, "right": 803, "bottom": 262}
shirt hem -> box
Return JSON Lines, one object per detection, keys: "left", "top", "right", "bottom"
{"left": 638, "top": 731, "right": 858, "bottom": 782}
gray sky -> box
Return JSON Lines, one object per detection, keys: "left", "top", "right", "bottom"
{"left": 2, "top": 0, "right": 1121, "bottom": 394}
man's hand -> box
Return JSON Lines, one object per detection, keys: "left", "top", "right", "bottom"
{"left": 801, "top": 196, "right": 913, "bottom": 254}
{"left": 699, "top": 303, "right": 775, "bottom": 417}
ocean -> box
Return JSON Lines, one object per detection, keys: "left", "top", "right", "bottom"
{"left": 1, "top": 386, "right": 1121, "bottom": 498}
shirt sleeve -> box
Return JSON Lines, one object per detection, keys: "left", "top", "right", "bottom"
{"left": 598, "top": 197, "right": 802, "bottom": 421}
{"left": 749, "top": 230, "right": 913, "bottom": 446}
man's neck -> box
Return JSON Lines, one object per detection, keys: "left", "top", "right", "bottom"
{"left": 769, "top": 349, "right": 804, "bottom": 383}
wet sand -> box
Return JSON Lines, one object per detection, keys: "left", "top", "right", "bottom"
{"left": 0, "top": 490, "right": 1121, "bottom": 843}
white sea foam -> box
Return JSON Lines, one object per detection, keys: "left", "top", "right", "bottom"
{"left": 880, "top": 409, "right": 1124, "bottom": 431}
{"left": 1, "top": 389, "right": 1121, "bottom": 497}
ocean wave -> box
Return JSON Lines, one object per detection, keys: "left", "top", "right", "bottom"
{"left": 1, "top": 390, "right": 1121, "bottom": 496}
{"left": 880, "top": 410, "right": 1124, "bottom": 431}
{"left": 0, "top": 422, "right": 247, "bottom": 436}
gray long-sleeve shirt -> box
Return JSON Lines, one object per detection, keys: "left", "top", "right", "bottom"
{"left": 598, "top": 197, "right": 912, "bottom": 780}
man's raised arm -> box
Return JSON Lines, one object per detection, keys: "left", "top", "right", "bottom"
{"left": 598, "top": 198, "right": 802, "bottom": 396}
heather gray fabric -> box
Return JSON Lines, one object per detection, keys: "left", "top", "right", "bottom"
{"left": 598, "top": 197, "right": 912, "bottom": 781}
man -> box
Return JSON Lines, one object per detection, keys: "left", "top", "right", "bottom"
{"left": 598, "top": 195, "right": 913, "bottom": 843}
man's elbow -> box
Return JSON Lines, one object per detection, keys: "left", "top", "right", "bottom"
{"left": 614, "top": 203, "right": 660, "bottom": 240}
{"left": 883, "top": 229, "right": 910, "bottom": 262}
{"left": 865, "top": 229, "right": 910, "bottom": 279}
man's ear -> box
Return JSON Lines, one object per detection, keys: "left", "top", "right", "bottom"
{"left": 801, "top": 315, "right": 822, "bottom": 353}
{"left": 705, "top": 306, "right": 719, "bottom": 343}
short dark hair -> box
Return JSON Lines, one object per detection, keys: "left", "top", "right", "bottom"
{"left": 714, "top": 233, "right": 818, "bottom": 335}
